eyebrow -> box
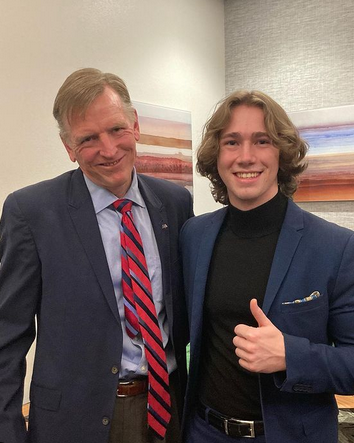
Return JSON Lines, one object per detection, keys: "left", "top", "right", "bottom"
{"left": 73, "top": 122, "right": 127, "bottom": 146}
{"left": 220, "top": 131, "right": 269, "bottom": 140}
{"left": 74, "top": 133, "right": 97, "bottom": 145}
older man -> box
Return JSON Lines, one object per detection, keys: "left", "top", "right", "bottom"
{"left": 0, "top": 68, "right": 193, "bottom": 443}
{"left": 181, "top": 90, "right": 354, "bottom": 443}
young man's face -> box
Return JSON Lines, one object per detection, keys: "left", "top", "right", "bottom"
{"left": 62, "top": 86, "right": 140, "bottom": 197}
{"left": 217, "top": 105, "right": 279, "bottom": 211}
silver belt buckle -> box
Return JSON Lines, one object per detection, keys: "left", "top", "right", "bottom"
{"left": 224, "top": 418, "right": 256, "bottom": 438}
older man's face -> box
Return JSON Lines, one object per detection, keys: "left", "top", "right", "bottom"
{"left": 62, "top": 87, "right": 140, "bottom": 197}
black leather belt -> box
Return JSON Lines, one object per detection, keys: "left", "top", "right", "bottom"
{"left": 197, "top": 403, "right": 264, "bottom": 438}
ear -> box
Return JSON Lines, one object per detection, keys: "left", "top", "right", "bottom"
{"left": 133, "top": 109, "right": 140, "bottom": 142}
{"left": 61, "top": 136, "right": 77, "bottom": 163}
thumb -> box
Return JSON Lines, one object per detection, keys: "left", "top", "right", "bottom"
{"left": 250, "top": 298, "right": 271, "bottom": 327}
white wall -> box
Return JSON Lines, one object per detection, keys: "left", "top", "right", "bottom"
{"left": 0, "top": 0, "right": 225, "bottom": 215}
{"left": 0, "top": 0, "right": 225, "bottom": 403}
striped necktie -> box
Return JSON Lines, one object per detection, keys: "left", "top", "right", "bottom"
{"left": 113, "top": 199, "right": 171, "bottom": 440}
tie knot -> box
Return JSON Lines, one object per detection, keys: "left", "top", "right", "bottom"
{"left": 113, "top": 199, "right": 133, "bottom": 214}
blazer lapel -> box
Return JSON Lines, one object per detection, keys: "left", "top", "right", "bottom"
{"left": 189, "top": 209, "right": 227, "bottom": 347}
{"left": 137, "top": 176, "right": 173, "bottom": 320}
{"left": 67, "top": 169, "right": 120, "bottom": 323}
{"left": 262, "top": 200, "right": 304, "bottom": 315}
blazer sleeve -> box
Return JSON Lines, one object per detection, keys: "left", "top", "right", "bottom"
{"left": 277, "top": 232, "right": 354, "bottom": 395}
{"left": 0, "top": 193, "right": 41, "bottom": 443}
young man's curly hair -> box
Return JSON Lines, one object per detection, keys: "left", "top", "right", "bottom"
{"left": 197, "top": 90, "right": 308, "bottom": 205}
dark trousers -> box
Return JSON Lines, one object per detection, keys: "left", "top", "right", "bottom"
{"left": 185, "top": 410, "right": 266, "bottom": 443}
{"left": 108, "top": 372, "right": 182, "bottom": 443}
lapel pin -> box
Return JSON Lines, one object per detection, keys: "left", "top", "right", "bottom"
{"left": 161, "top": 223, "right": 168, "bottom": 229}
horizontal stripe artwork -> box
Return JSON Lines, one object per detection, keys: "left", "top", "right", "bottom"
{"left": 133, "top": 101, "right": 193, "bottom": 193}
{"left": 139, "top": 133, "right": 192, "bottom": 150}
{"left": 290, "top": 105, "right": 354, "bottom": 202}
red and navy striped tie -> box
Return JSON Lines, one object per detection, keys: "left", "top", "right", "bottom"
{"left": 113, "top": 199, "right": 171, "bottom": 439}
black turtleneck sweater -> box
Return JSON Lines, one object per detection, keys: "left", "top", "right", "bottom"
{"left": 199, "top": 191, "right": 288, "bottom": 420}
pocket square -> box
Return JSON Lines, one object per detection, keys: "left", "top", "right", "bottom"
{"left": 282, "top": 291, "right": 321, "bottom": 305}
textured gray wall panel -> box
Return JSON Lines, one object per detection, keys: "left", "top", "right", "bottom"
{"left": 225, "top": 0, "right": 354, "bottom": 229}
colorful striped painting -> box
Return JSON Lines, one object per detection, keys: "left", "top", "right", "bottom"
{"left": 133, "top": 101, "right": 193, "bottom": 194}
{"left": 290, "top": 105, "right": 354, "bottom": 202}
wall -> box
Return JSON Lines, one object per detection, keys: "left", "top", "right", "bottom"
{"left": 225, "top": 0, "right": 354, "bottom": 229}
{"left": 0, "top": 0, "right": 225, "bottom": 214}
{"left": 0, "top": 0, "right": 225, "bottom": 403}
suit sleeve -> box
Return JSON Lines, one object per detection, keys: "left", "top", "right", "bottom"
{"left": 0, "top": 193, "right": 41, "bottom": 443}
{"left": 277, "top": 233, "right": 354, "bottom": 395}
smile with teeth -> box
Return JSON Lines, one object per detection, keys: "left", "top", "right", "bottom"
{"left": 101, "top": 159, "right": 121, "bottom": 166}
{"left": 235, "top": 172, "right": 260, "bottom": 178}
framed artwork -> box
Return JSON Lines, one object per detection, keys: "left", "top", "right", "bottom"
{"left": 133, "top": 101, "right": 193, "bottom": 194}
{"left": 290, "top": 105, "right": 354, "bottom": 202}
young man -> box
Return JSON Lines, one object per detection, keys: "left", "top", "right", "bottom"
{"left": 0, "top": 68, "right": 193, "bottom": 443}
{"left": 180, "top": 90, "right": 354, "bottom": 442}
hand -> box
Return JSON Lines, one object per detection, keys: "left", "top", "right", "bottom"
{"left": 233, "top": 299, "right": 286, "bottom": 373}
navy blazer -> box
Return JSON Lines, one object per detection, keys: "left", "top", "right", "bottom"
{"left": 180, "top": 200, "right": 354, "bottom": 443}
{"left": 0, "top": 168, "right": 193, "bottom": 443}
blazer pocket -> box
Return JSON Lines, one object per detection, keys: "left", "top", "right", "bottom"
{"left": 30, "top": 382, "right": 62, "bottom": 411}
{"left": 280, "top": 292, "right": 326, "bottom": 313}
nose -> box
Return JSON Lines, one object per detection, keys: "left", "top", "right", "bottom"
{"left": 237, "top": 142, "right": 255, "bottom": 165}
{"left": 99, "top": 133, "right": 116, "bottom": 157}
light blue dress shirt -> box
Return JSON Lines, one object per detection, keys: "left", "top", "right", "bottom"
{"left": 84, "top": 170, "right": 176, "bottom": 379}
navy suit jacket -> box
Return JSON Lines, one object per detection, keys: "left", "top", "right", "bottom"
{"left": 0, "top": 168, "right": 193, "bottom": 443}
{"left": 180, "top": 199, "right": 354, "bottom": 443}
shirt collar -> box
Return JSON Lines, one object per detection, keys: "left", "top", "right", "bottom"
{"left": 83, "top": 168, "right": 145, "bottom": 215}
{"left": 227, "top": 190, "right": 288, "bottom": 238}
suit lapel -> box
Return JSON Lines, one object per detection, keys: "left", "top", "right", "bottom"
{"left": 137, "top": 176, "right": 173, "bottom": 321}
{"left": 189, "top": 209, "right": 227, "bottom": 346}
{"left": 67, "top": 169, "right": 120, "bottom": 323}
{"left": 262, "top": 200, "right": 304, "bottom": 315}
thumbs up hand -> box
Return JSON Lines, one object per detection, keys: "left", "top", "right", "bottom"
{"left": 233, "top": 299, "right": 286, "bottom": 373}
